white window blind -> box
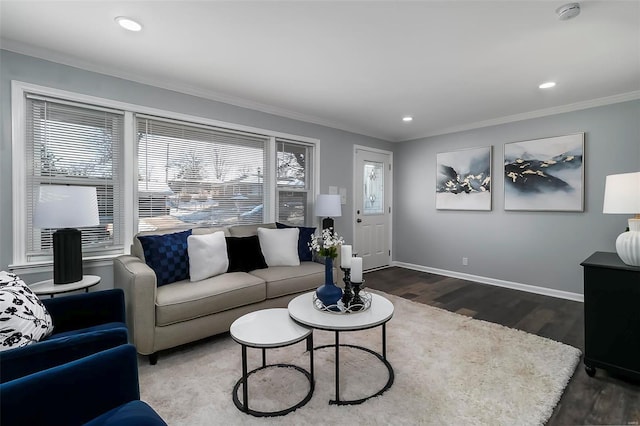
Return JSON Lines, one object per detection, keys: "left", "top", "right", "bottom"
{"left": 277, "top": 139, "right": 312, "bottom": 226}
{"left": 25, "top": 95, "right": 124, "bottom": 261}
{"left": 136, "top": 116, "right": 268, "bottom": 231}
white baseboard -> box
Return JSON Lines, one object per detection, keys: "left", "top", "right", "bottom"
{"left": 391, "top": 261, "right": 584, "bottom": 303}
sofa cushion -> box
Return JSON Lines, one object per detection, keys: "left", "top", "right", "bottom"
{"left": 155, "top": 273, "right": 266, "bottom": 326}
{"left": 228, "top": 222, "right": 276, "bottom": 237}
{"left": 0, "top": 272, "right": 54, "bottom": 351}
{"left": 187, "top": 231, "right": 229, "bottom": 281}
{"left": 132, "top": 227, "right": 229, "bottom": 260}
{"left": 138, "top": 230, "right": 192, "bottom": 286}
{"left": 257, "top": 227, "right": 300, "bottom": 267}
{"left": 226, "top": 236, "right": 268, "bottom": 272}
{"left": 276, "top": 222, "right": 316, "bottom": 261}
{"left": 249, "top": 262, "right": 326, "bottom": 299}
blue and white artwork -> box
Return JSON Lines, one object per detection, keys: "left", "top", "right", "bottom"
{"left": 504, "top": 133, "right": 584, "bottom": 211}
{"left": 436, "top": 146, "right": 492, "bottom": 210}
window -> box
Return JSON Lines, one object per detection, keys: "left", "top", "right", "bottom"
{"left": 12, "top": 82, "right": 318, "bottom": 268}
{"left": 136, "top": 116, "right": 269, "bottom": 231}
{"left": 24, "top": 95, "right": 124, "bottom": 262}
{"left": 277, "top": 139, "right": 313, "bottom": 226}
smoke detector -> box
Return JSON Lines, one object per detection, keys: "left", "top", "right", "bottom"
{"left": 556, "top": 3, "right": 581, "bottom": 20}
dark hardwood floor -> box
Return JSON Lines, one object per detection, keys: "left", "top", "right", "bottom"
{"left": 364, "top": 266, "right": 640, "bottom": 426}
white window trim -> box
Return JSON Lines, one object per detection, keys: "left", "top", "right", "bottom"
{"left": 11, "top": 80, "right": 319, "bottom": 270}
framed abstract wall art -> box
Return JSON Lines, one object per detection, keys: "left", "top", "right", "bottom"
{"left": 503, "top": 133, "right": 584, "bottom": 211}
{"left": 436, "top": 146, "right": 492, "bottom": 210}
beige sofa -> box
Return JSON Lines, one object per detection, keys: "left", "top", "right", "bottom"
{"left": 114, "top": 223, "right": 337, "bottom": 364}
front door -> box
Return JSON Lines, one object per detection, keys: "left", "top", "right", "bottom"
{"left": 354, "top": 147, "right": 392, "bottom": 271}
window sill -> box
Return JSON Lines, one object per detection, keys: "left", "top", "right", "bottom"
{"left": 9, "top": 254, "right": 122, "bottom": 275}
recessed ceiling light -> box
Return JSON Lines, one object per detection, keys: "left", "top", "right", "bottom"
{"left": 402, "top": 116, "right": 413, "bottom": 122}
{"left": 115, "top": 16, "right": 142, "bottom": 32}
{"left": 539, "top": 82, "right": 556, "bottom": 89}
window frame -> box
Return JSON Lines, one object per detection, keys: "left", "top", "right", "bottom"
{"left": 24, "top": 95, "right": 126, "bottom": 261}
{"left": 11, "top": 80, "right": 319, "bottom": 272}
{"left": 134, "top": 114, "right": 271, "bottom": 230}
{"left": 276, "top": 138, "right": 316, "bottom": 226}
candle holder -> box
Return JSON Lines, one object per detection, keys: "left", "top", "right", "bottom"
{"left": 341, "top": 267, "right": 353, "bottom": 306}
{"left": 350, "top": 279, "right": 365, "bottom": 311}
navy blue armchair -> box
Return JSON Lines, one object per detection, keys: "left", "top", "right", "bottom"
{"left": 1, "top": 289, "right": 129, "bottom": 383}
{"left": 1, "top": 344, "right": 167, "bottom": 426}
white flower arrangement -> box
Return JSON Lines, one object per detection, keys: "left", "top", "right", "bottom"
{"left": 308, "top": 228, "right": 344, "bottom": 259}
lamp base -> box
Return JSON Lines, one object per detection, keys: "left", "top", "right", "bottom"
{"left": 53, "top": 228, "right": 83, "bottom": 284}
{"left": 322, "top": 217, "right": 334, "bottom": 233}
{"left": 616, "top": 219, "right": 640, "bottom": 267}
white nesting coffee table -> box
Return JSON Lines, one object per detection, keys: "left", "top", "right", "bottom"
{"left": 230, "top": 308, "right": 314, "bottom": 417}
{"left": 288, "top": 291, "right": 394, "bottom": 405}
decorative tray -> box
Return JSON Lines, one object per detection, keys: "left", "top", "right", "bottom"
{"left": 312, "top": 290, "right": 372, "bottom": 314}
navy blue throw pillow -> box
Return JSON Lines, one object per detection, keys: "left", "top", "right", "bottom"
{"left": 138, "top": 230, "right": 192, "bottom": 286}
{"left": 276, "top": 222, "right": 316, "bottom": 262}
{"left": 226, "top": 236, "right": 268, "bottom": 272}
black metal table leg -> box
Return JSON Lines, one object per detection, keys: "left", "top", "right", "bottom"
{"left": 335, "top": 330, "right": 340, "bottom": 404}
{"left": 233, "top": 337, "right": 315, "bottom": 417}
{"left": 242, "top": 345, "right": 248, "bottom": 413}
{"left": 382, "top": 322, "right": 387, "bottom": 359}
{"left": 308, "top": 333, "right": 315, "bottom": 383}
{"left": 313, "top": 323, "right": 394, "bottom": 406}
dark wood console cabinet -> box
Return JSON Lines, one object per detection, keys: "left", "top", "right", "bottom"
{"left": 581, "top": 252, "right": 640, "bottom": 381}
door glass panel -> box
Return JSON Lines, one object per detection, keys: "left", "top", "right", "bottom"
{"left": 363, "top": 160, "right": 384, "bottom": 215}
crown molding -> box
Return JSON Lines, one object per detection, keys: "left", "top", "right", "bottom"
{"left": 0, "top": 40, "right": 384, "bottom": 140}
{"left": 3, "top": 40, "right": 639, "bottom": 144}
{"left": 402, "top": 90, "right": 640, "bottom": 142}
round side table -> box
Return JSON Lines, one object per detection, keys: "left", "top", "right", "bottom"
{"left": 288, "top": 291, "right": 394, "bottom": 405}
{"left": 30, "top": 275, "right": 101, "bottom": 298}
{"left": 230, "top": 308, "right": 314, "bottom": 417}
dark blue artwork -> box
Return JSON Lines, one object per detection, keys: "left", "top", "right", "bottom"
{"left": 504, "top": 134, "right": 584, "bottom": 211}
{"left": 436, "top": 146, "right": 492, "bottom": 210}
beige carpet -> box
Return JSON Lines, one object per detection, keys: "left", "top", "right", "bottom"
{"left": 138, "top": 291, "right": 581, "bottom": 425}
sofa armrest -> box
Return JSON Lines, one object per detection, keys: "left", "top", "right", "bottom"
{"left": 113, "top": 255, "right": 158, "bottom": 355}
{"left": 43, "top": 288, "right": 126, "bottom": 333}
{"left": 0, "top": 344, "right": 141, "bottom": 426}
{"left": 0, "top": 327, "right": 128, "bottom": 384}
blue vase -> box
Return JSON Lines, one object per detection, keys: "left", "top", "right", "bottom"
{"left": 316, "top": 257, "right": 342, "bottom": 308}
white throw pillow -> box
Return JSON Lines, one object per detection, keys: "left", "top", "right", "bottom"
{"left": 187, "top": 231, "right": 229, "bottom": 282}
{"left": 257, "top": 227, "right": 300, "bottom": 267}
{"left": 0, "top": 271, "right": 54, "bottom": 352}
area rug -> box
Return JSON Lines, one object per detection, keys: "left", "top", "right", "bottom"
{"left": 138, "top": 290, "right": 581, "bottom": 425}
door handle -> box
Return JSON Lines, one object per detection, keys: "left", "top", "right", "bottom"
{"left": 356, "top": 218, "right": 362, "bottom": 223}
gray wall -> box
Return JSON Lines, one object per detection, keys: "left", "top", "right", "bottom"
{"left": 3, "top": 49, "right": 637, "bottom": 296}
{"left": 393, "top": 100, "right": 640, "bottom": 295}
{"left": 0, "top": 49, "right": 392, "bottom": 287}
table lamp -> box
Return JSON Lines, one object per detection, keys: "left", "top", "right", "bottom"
{"left": 603, "top": 172, "right": 640, "bottom": 266}
{"left": 34, "top": 185, "right": 100, "bottom": 284}
{"left": 315, "top": 194, "right": 342, "bottom": 232}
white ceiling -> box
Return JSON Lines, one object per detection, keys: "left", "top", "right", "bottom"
{"left": 1, "top": 1, "right": 639, "bottom": 142}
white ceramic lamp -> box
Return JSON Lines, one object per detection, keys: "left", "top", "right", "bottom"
{"left": 603, "top": 172, "right": 640, "bottom": 266}
{"left": 34, "top": 185, "right": 100, "bottom": 284}
{"left": 316, "top": 194, "right": 342, "bottom": 232}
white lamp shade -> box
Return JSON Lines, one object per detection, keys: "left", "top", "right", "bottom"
{"left": 603, "top": 172, "right": 640, "bottom": 214}
{"left": 34, "top": 185, "right": 100, "bottom": 229}
{"left": 315, "top": 194, "right": 342, "bottom": 217}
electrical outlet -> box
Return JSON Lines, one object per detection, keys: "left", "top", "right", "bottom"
{"left": 462, "top": 257, "right": 468, "bottom": 266}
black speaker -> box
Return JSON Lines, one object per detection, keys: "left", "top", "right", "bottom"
{"left": 53, "top": 228, "right": 83, "bottom": 284}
